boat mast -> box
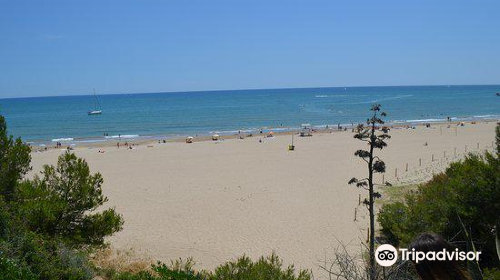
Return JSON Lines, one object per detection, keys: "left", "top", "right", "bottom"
{"left": 93, "top": 89, "right": 101, "bottom": 110}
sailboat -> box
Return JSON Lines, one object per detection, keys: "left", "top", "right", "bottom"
{"left": 88, "top": 89, "right": 102, "bottom": 115}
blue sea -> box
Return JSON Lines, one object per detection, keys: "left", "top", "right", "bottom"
{"left": 1, "top": 85, "right": 499, "bottom": 144}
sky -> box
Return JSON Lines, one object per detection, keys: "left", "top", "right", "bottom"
{"left": 0, "top": 0, "right": 499, "bottom": 98}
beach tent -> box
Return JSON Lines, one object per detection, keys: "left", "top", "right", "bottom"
{"left": 212, "top": 134, "right": 220, "bottom": 141}
{"left": 186, "top": 136, "right": 193, "bottom": 143}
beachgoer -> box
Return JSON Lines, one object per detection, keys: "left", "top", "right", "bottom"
{"left": 409, "top": 233, "right": 471, "bottom": 280}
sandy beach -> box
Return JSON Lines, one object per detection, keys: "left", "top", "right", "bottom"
{"left": 29, "top": 121, "right": 498, "bottom": 276}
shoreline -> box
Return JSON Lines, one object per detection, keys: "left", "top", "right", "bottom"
{"left": 29, "top": 118, "right": 500, "bottom": 151}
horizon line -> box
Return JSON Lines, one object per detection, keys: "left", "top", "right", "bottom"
{"left": 1, "top": 83, "right": 500, "bottom": 100}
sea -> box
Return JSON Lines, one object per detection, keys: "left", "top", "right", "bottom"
{"left": 1, "top": 85, "right": 499, "bottom": 145}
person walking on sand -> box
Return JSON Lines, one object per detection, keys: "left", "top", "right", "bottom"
{"left": 410, "top": 233, "right": 471, "bottom": 280}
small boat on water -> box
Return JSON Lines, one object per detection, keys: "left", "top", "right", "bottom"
{"left": 88, "top": 89, "right": 102, "bottom": 115}
{"left": 496, "top": 92, "right": 500, "bottom": 96}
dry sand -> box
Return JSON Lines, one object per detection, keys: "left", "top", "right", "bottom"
{"left": 29, "top": 121, "right": 498, "bottom": 277}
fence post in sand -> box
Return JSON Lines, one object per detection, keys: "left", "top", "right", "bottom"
{"left": 382, "top": 174, "right": 385, "bottom": 184}
{"left": 354, "top": 208, "right": 357, "bottom": 221}
{"left": 454, "top": 147, "right": 457, "bottom": 157}
{"left": 465, "top": 145, "right": 467, "bottom": 152}
{"left": 406, "top": 163, "right": 408, "bottom": 172}
{"left": 358, "top": 194, "right": 361, "bottom": 206}
{"left": 444, "top": 151, "right": 446, "bottom": 158}
{"left": 432, "top": 154, "right": 434, "bottom": 162}
{"left": 419, "top": 158, "right": 422, "bottom": 166}
{"left": 395, "top": 168, "right": 398, "bottom": 179}
{"left": 477, "top": 142, "right": 479, "bottom": 149}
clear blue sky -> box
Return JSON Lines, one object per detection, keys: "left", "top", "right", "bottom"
{"left": 1, "top": 0, "right": 499, "bottom": 98}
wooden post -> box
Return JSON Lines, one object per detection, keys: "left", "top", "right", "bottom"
{"left": 477, "top": 142, "right": 479, "bottom": 149}
{"left": 432, "top": 154, "right": 434, "bottom": 162}
{"left": 465, "top": 145, "right": 467, "bottom": 152}
{"left": 395, "top": 168, "right": 398, "bottom": 178}
{"left": 359, "top": 194, "right": 361, "bottom": 206}
{"left": 419, "top": 158, "right": 422, "bottom": 166}
{"left": 382, "top": 174, "right": 385, "bottom": 184}
{"left": 406, "top": 163, "right": 408, "bottom": 172}
{"left": 454, "top": 147, "right": 457, "bottom": 157}
{"left": 354, "top": 208, "right": 357, "bottom": 221}
{"left": 444, "top": 151, "right": 446, "bottom": 158}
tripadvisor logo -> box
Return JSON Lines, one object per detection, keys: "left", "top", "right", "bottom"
{"left": 375, "top": 244, "right": 481, "bottom": 267}
{"left": 375, "top": 244, "right": 398, "bottom": 266}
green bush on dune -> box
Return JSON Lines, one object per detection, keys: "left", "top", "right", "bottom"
{"left": 108, "top": 254, "right": 310, "bottom": 280}
{"left": 0, "top": 115, "right": 123, "bottom": 279}
{"left": 379, "top": 124, "right": 500, "bottom": 272}
{"left": 15, "top": 152, "right": 123, "bottom": 247}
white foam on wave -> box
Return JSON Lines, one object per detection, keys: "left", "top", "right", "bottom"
{"left": 51, "top": 138, "right": 74, "bottom": 142}
{"left": 104, "top": 134, "right": 139, "bottom": 139}
{"left": 74, "top": 139, "right": 107, "bottom": 143}
{"left": 406, "top": 118, "right": 446, "bottom": 123}
{"left": 315, "top": 94, "right": 350, "bottom": 98}
{"left": 473, "top": 114, "right": 499, "bottom": 119}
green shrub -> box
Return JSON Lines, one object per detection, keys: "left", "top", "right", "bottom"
{"left": 15, "top": 152, "right": 124, "bottom": 247}
{"left": 483, "top": 267, "right": 500, "bottom": 280}
{"left": 1, "top": 228, "right": 95, "bottom": 280}
{"left": 0, "top": 116, "right": 121, "bottom": 279}
{"left": 211, "top": 253, "right": 310, "bottom": 280}
{"left": 0, "top": 116, "right": 31, "bottom": 202}
{"left": 0, "top": 257, "right": 36, "bottom": 280}
{"left": 105, "top": 254, "right": 311, "bottom": 280}
{"left": 379, "top": 152, "right": 500, "bottom": 268}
